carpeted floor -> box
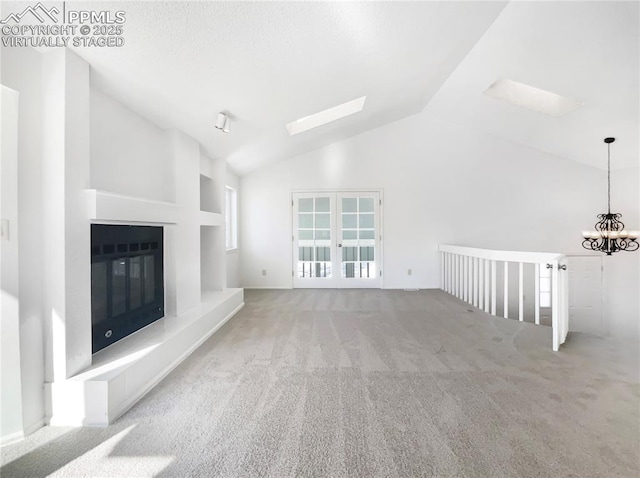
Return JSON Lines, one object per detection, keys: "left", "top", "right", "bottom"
{"left": 2, "top": 289, "right": 639, "bottom": 477}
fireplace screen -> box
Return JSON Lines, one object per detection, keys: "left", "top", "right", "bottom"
{"left": 91, "top": 225, "right": 164, "bottom": 353}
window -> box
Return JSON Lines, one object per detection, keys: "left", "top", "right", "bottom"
{"left": 225, "top": 186, "right": 237, "bottom": 251}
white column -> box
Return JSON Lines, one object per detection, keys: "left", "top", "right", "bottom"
{"left": 41, "top": 49, "right": 92, "bottom": 382}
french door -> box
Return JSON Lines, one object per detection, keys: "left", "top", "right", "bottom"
{"left": 292, "top": 191, "right": 382, "bottom": 288}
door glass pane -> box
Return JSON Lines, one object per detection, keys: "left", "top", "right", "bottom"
{"left": 359, "top": 214, "right": 374, "bottom": 228}
{"left": 316, "top": 247, "right": 330, "bottom": 261}
{"left": 342, "top": 198, "right": 357, "bottom": 213}
{"left": 343, "top": 230, "right": 357, "bottom": 240}
{"left": 342, "top": 247, "right": 358, "bottom": 261}
{"left": 342, "top": 214, "right": 357, "bottom": 228}
{"left": 298, "top": 214, "right": 313, "bottom": 228}
{"left": 299, "top": 198, "right": 313, "bottom": 212}
{"left": 345, "top": 263, "right": 355, "bottom": 278}
{"left": 297, "top": 196, "right": 332, "bottom": 279}
{"left": 359, "top": 198, "right": 374, "bottom": 212}
{"left": 315, "top": 213, "right": 330, "bottom": 228}
{"left": 359, "top": 230, "right": 375, "bottom": 240}
{"left": 360, "top": 247, "right": 374, "bottom": 261}
{"left": 315, "top": 197, "right": 330, "bottom": 212}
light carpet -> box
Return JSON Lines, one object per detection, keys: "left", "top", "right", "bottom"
{"left": 2, "top": 289, "right": 639, "bottom": 477}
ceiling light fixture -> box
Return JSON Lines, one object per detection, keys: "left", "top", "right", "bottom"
{"left": 582, "top": 138, "right": 638, "bottom": 255}
{"left": 215, "top": 112, "right": 230, "bottom": 133}
{"left": 484, "top": 79, "right": 582, "bottom": 117}
{"left": 286, "top": 96, "right": 366, "bottom": 136}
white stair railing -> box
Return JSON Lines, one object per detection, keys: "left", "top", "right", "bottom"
{"left": 439, "top": 245, "right": 569, "bottom": 351}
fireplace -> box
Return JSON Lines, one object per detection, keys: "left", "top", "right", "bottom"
{"left": 91, "top": 225, "right": 164, "bottom": 353}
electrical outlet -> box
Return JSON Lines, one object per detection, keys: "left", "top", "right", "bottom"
{"left": 262, "top": 269, "right": 267, "bottom": 276}
{"left": 407, "top": 269, "right": 412, "bottom": 276}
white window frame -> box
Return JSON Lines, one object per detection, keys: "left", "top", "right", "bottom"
{"left": 225, "top": 186, "right": 238, "bottom": 251}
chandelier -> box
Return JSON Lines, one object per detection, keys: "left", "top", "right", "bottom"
{"left": 582, "top": 138, "right": 638, "bottom": 255}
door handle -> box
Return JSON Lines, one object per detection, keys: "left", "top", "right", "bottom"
{"left": 338, "top": 244, "right": 342, "bottom": 247}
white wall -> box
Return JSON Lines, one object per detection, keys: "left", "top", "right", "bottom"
{"left": 1, "top": 45, "right": 46, "bottom": 439}
{"left": 240, "top": 111, "right": 639, "bottom": 340}
{"left": 1, "top": 86, "right": 24, "bottom": 443}
{"left": 226, "top": 169, "right": 241, "bottom": 288}
{"left": 601, "top": 166, "right": 640, "bottom": 338}
{"left": 90, "top": 89, "right": 175, "bottom": 203}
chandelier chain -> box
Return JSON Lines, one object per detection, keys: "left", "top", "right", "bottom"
{"left": 607, "top": 141, "right": 611, "bottom": 214}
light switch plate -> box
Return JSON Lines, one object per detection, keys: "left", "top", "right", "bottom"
{"left": 0, "top": 219, "right": 8, "bottom": 240}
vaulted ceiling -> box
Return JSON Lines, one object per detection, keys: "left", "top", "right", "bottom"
{"left": 66, "top": 1, "right": 638, "bottom": 174}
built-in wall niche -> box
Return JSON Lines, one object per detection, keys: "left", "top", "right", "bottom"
{"left": 200, "top": 226, "right": 225, "bottom": 294}
{"left": 200, "top": 174, "right": 222, "bottom": 213}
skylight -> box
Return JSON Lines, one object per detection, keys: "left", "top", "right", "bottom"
{"left": 286, "top": 96, "right": 367, "bottom": 136}
{"left": 484, "top": 79, "right": 582, "bottom": 117}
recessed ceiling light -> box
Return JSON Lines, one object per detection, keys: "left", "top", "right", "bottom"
{"left": 484, "top": 79, "right": 582, "bottom": 117}
{"left": 286, "top": 96, "right": 367, "bottom": 136}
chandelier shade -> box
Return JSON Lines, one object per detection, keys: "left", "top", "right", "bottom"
{"left": 581, "top": 138, "right": 638, "bottom": 255}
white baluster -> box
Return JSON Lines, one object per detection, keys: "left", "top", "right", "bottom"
{"left": 463, "top": 256, "right": 468, "bottom": 302}
{"left": 473, "top": 257, "right": 479, "bottom": 307}
{"left": 479, "top": 258, "right": 484, "bottom": 310}
{"left": 469, "top": 256, "right": 474, "bottom": 305}
{"left": 491, "top": 260, "right": 497, "bottom": 315}
{"left": 484, "top": 259, "right": 490, "bottom": 313}
{"left": 456, "top": 254, "right": 460, "bottom": 298}
{"left": 518, "top": 262, "right": 524, "bottom": 322}
{"left": 503, "top": 262, "right": 509, "bottom": 319}
{"left": 552, "top": 261, "right": 559, "bottom": 351}
{"left": 534, "top": 263, "right": 540, "bottom": 325}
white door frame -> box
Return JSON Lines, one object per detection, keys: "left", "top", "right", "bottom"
{"left": 291, "top": 189, "right": 384, "bottom": 289}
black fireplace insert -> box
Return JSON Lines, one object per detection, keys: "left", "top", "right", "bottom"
{"left": 91, "top": 225, "right": 164, "bottom": 353}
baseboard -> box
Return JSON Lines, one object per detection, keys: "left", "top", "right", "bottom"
{"left": 23, "top": 417, "right": 45, "bottom": 436}
{"left": 1, "top": 430, "right": 25, "bottom": 447}
{"left": 109, "top": 301, "right": 245, "bottom": 424}
{"left": 1, "top": 417, "right": 45, "bottom": 447}
{"left": 244, "top": 286, "right": 292, "bottom": 290}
